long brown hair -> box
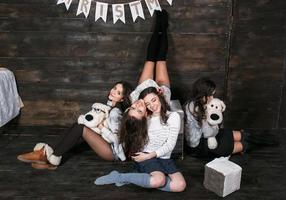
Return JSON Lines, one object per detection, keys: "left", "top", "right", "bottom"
{"left": 185, "top": 77, "right": 216, "bottom": 126}
{"left": 139, "top": 87, "right": 170, "bottom": 124}
{"left": 119, "top": 113, "right": 148, "bottom": 159}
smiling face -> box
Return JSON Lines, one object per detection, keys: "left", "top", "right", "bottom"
{"left": 108, "top": 83, "right": 124, "bottom": 104}
{"left": 143, "top": 92, "right": 161, "bottom": 114}
{"left": 127, "top": 99, "right": 147, "bottom": 120}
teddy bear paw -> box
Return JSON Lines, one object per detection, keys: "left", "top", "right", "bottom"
{"left": 207, "top": 137, "right": 218, "bottom": 149}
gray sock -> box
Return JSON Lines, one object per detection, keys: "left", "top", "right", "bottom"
{"left": 158, "top": 176, "right": 171, "bottom": 192}
{"left": 94, "top": 170, "right": 120, "bottom": 185}
{"left": 95, "top": 171, "right": 151, "bottom": 188}
{"left": 119, "top": 173, "right": 151, "bottom": 188}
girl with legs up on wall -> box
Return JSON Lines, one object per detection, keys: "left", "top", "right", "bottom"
{"left": 94, "top": 10, "right": 186, "bottom": 193}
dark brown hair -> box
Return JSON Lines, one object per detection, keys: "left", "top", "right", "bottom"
{"left": 111, "top": 81, "right": 133, "bottom": 112}
{"left": 185, "top": 77, "right": 216, "bottom": 126}
{"left": 119, "top": 113, "right": 148, "bottom": 159}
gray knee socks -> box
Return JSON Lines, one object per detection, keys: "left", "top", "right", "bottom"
{"left": 158, "top": 176, "right": 171, "bottom": 192}
{"left": 95, "top": 170, "right": 172, "bottom": 192}
{"left": 95, "top": 170, "right": 151, "bottom": 188}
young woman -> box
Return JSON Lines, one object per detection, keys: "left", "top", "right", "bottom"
{"left": 94, "top": 10, "right": 186, "bottom": 193}
{"left": 184, "top": 77, "right": 248, "bottom": 158}
{"left": 17, "top": 81, "right": 133, "bottom": 170}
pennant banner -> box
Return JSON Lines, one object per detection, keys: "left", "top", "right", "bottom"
{"left": 76, "top": 0, "right": 92, "bottom": 18}
{"left": 57, "top": 0, "right": 73, "bottom": 10}
{"left": 112, "top": 4, "right": 126, "bottom": 24}
{"left": 57, "top": 0, "right": 174, "bottom": 24}
{"left": 167, "top": 0, "right": 173, "bottom": 5}
{"left": 95, "top": 2, "right": 108, "bottom": 22}
{"left": 129, "top": 1, "right": 145, "bottom": 22}
{"left": 145, "top": 0, "right": 161, "bottom": 16}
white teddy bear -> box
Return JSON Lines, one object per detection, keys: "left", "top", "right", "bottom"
{"left": 78, "top": 103, "right": 126, "bottom": 161}
{"left": 203, "top": 98, "right": 226, "bottom": 149}
{"left": 78, "top": 103, "right": 111, "bottom": 135}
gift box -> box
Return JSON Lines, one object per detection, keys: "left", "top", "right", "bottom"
{"left": 204, "top": 157, "right": 242, "bottom": 197}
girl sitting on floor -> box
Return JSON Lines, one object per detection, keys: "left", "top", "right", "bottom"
{"left": 94, "top": 10, "right": 186, "bottom": 193}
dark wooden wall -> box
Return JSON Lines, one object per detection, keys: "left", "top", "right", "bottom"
{"left": 0, "top": 0, "right": 231, "bottom": 126}
{"left": 0, "top": 0, "right": 285, "bottom": 129}
{"left": 224, "top": 0, "right": 286, "bottom": 129}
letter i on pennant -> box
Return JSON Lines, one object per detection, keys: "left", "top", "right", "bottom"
{"left": 95, "top": 2, "right": 108, "bottom": 22}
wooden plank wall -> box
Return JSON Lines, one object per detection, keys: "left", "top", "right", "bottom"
{"left": 0, "top": 0, "right": 232, "bottom": 126}
{"left": 224, "top": 0, "right": 286, "bottom": 129}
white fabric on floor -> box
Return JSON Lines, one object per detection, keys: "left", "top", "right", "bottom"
{"left": 0, "top": 68, "right": 24, "bottom": 127}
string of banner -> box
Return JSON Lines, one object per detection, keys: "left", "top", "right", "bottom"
{"left": 57, "top": 0, "right": 173, "bottom": 24}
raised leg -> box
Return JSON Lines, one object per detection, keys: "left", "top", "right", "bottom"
{"left": 155, "top": 61, "right": 170, "bottom": 87}
{"left": 155, "top": 10, "right": 170, "bottom": 87}
{"left": 138, "top": 61, "right": 156, "bottom": 84}
{"left": 138, "top": 11, "right": 162, "bottom": 84}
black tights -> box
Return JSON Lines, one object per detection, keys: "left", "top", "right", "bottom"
{"left": 51, "top": 123, "right": 84, "bottom": 157}
{"left": 146, "top": 10, "right": 169, "bottom": 62}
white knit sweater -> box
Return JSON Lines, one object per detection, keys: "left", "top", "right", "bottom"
{"left": 142, "top": 111, "right": 181, "bottom": 159}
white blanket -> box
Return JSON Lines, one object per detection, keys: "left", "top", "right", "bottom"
{"left": 0, "top": 68, "right": 24, "bottom": 127}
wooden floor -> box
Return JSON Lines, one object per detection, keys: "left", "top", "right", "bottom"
{"left": 0, "top": 126, "right": 285, "bottom": 200}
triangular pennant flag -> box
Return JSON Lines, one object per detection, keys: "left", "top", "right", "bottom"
{"left": 76, "top": 0, "right": 92, "bottom": 18}
{"left": 112, "top": 4, "right": 126, "bottom": 24}
{"left": 95, "top": 2, "right": 108, "bottom": 22}
{"left": 57, "top": 0, "right": 73, "bottom": 10}
{"left": 129, "top": 1, "right": 145, "bottom": 22}
{"left": 166, "top": 0, "right": 173, "bottom": 5}
{"left": 145, "top": 0, "right": 161, "bottom": 16}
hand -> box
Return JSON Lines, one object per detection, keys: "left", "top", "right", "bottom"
{"left": 131, "top": 152, "right": 154, "bottom": 162}
{"left": 98, "top": 123, "right": 104, "bottom": 130}
{"left": 157, "top": 87, "right": 164, "bottom": 95}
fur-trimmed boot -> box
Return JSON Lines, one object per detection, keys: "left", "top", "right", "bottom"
{"left": 17, "top": 144, "right": 48, "bottom": 164}
{"left": 31, "top": 162, "right": 57, "bottom": 170}
{"left": 17, "top": 143, "right": 62, "bottom": 167}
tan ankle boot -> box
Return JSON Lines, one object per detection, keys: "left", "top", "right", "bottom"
{"left": 31, "top": 162, "right": 57, "bottom": 170}
{"left": 17, "top": 147, "right": 47, "bottom": 164}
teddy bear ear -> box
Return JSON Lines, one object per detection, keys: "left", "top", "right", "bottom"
{"left": 220, "top": 100, "right": 226, "bottom": 112}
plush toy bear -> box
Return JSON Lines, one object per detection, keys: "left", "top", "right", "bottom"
{"left": 203, "top": 98, "right": 226, "bottom": 149}
{"left": 77, "top": 103, "right": 126, "bottom": 161}
{"left": 78, "top": 103, "right": 111, "bottom": 135}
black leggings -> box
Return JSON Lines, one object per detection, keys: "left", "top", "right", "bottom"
{"left": 51, "top": 123, "right": 84, "bottom": 157}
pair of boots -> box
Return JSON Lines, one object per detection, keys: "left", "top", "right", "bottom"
{"left": 17, "top": 143, "right": 60, "bottom": 170}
